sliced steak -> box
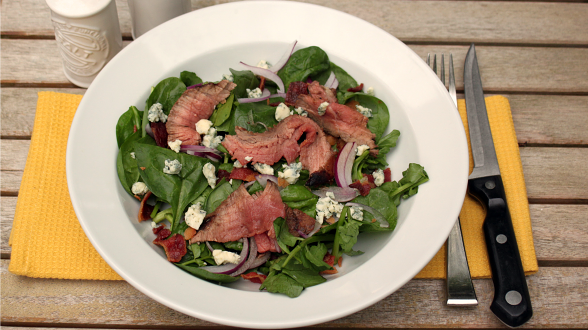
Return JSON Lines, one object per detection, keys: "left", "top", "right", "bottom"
{"left": 296, "top": 81, "right": 378, "bottom": 156}
{"left": 285, "top": 207, "right": 317, "bottom": 237}
{"left": 222, "top": 115, "right": 336, "bottom": 182}
{"left": 254, "top": 232, "right": 279, "bottom": 253}
{"left": 190, "top": 181, "right": 285, "bottom": 243}
{"left": 166, "top": 80, "right": 236, "bottom": 145}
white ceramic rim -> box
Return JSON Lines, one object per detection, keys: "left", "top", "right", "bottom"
{"left": 66, "top": 1, "right": 468, "bottom": 328}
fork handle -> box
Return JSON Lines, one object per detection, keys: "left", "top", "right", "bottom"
{"left": 446, "top": 217, "right": 478, "bottom": 305}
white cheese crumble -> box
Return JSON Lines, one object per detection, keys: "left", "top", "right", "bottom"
{"left": 315, "top": 193, "right": 344, "bottom": 224}
{"left": 373, "top": 168, "right": 385, "bottom": 186}
{"left": 185, "top": 202, "right": 207, "bottom": 230}
{"left": 366, "top": 87, "right": 375, "bottom": 96}
{"left": 246, "top": 88, "right": 263, "bottom": 98}
{"left": 147, "top": 103, "right": 168, "bottom": 123}
{"left": 253, "top": 163, "right": 274, "bottom": 175}
{"left": 278, "top": 162, "right": 302, "bottom": 184}
{"left": 275, "top": 102, "right": 291, "bottom": 122}
{"left": 203, "top": 163, "right": 217, "bottom": 188}
{"left": 222, "top": 73, "right": 234, "bottom": 82}
{"left": 168, "top": 139, "right": 182, "bottom": 153}
{"left": 349, "top": 205, "right": 364, "bottom": 221}
{"left": 356, "top": 104, "right": 373, "bottom": 118}
{"left": 201, "top": 127, "right": 223, "bottom": 149}
{"left": 294, "top": 107, "right": 308, "bottom": 117}
{"left": 233, "top": 160, "right": 245, "bottom": 168}
{"left": 356, "top": 144, "right": 370, "bottom": 157}
{"left": 163, "top": 159, "right": 182, "bottom": 175}
{"left": 256, "top": 60, "right": 271, "bottom": 69}
{"left": 213, "top": 250, "right": 241, "bottom": 265}
{"left": 151, "top": 221, "right": 158, "bottom": 228}
{"left": 245, "top": 156, "right": 253, "bottom": 162}
{"left": 317, "top": 102, "right": 329, "bottom": 116}
{"left": 196, "top": 119, "right": 213, "bottom": 135}
{"left": 131, "top": 182, "right": 149, "bottom": 195}
{"left": 130, "top": 152, "right": 136, "bottom": 159}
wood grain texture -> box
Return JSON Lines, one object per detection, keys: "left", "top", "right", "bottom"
{"left": 2, "top": 0, "right": 588, "bottom": 46}
{"left": 3, "top": 40, "right": 588, "bottom": 93}
{"left": 2, "top": 260, "right": 587, "bottom": 328}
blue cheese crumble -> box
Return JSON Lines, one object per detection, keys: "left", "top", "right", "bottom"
{"left": 213, "top": 250, "right": 241, "bottom": 265}
{"left": 163, "top": 159, "right": 182, "bottom": 175}
{"left": 130, "top": 152, "right": 136, "bottom": 159}
{"left": 373, "top": 168, "right": 385, "bottom": 186}
{"left": 356, "top": 104, "right": 373, "bottom": 118}
{"left": 317, "top": 102, "right": 329, "bottom": 116}
{"left": 253, "top": 163, "right": 274, "bottom": 175}
{"left": 203, "top": 163, "right": 217, "bottom": 188}
{"left": 147, "top": 103, "right": 168, "bottom": 123}
{"left": 196, "top": 119, "right": 213, "bottom": 135}
{"left": 185, "top": 202, "right": 207, "bottom": 230}
{"left": 275, "top": 102, "right": 291, "bottom": 122}
{"left": 168, "top": 139, "right": 182, "bottom": 153}
{"left": 202, "top": 127, "right": 223, "bottom": 149}
{"left": 366, "top": 87, "right": 375, "bottom": 96}
{"left": 356, "top": 144, "right": 370, "bottom": 157}
{"left": 246, "top": 88, "right": 263, "bottom": 98}
{"left": 315, "top": 192, "right": 344, "bottom": 224}
{"left": 349, "top": 205, "right": 364, "bottom": 221}
{"left": 294, "top": 107, "right": 308, "bottom": 117}
{"left": 278, "top": 162, "right": 302, "bottom": 184}
{"left": 222, "top": 73, "right": 234, "bottom": 82}
{"left": 131, "top": 182, "right": 149, "bottom": 195}
{"left": 233, "top": 160, "right": 245, "bottom": 168}
{"left": 256, "top": 60, "right": 271, "bottom": 69}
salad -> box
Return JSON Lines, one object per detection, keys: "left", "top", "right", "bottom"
{"left": 115, "top": 42, "right": 428, "bottom": 298}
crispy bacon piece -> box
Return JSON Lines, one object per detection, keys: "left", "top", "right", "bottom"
{"left": 138, "top": 191, "right": 154, "bottom": 222}
{"left": 259, "top": 76, "right": 266, "bottom": 91}
{"left": 349, "top": 176, "right": 376, "bottom": 196}
{"left": 217, "top": 169, "right": 231, "bottom": 184}
{"left": 241, "top": 272, "right": 267, "bottom": 284}
{"left": 254, "top": 232, "right": 279, "bottom": 253}
{"left": 347, "top": 83, "right": 364, "bottom": 93}
{"left": 184, "top": 227, "right": 197, "bottom": 240}
{"left": 285, "top": 207, "right": 316, "bottom": 237}
{"left": 153, "top": 225, "right": 187, "bottom": 263}
{"left": 384, "top": 168, "right": 392, "bottom": 182}
{"left": 229, "top": 168, "right": 258, "bottom": 181}
{"left": 284, "top": 81, "right": 309, "bottom": 106}
{"left": 320, "top": 252, "right": 338, "bottom": 275}
{"left": 150, "top": 121, "right": 168, "bottom": 148}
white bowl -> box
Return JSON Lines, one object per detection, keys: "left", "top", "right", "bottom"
{"left": 66, "top": 1, "right": 468, "bottom": 328}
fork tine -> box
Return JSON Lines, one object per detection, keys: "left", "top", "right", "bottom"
{"left": 440, "top": 54, "right": 445, "bottom": 87}
{"left": 448, "top": 53, "right": 457, "bottom": 106}
{"left": 426, "top": 53, "right": 430, "bottom": 66}
{"left": 432, "top": 54, "right": 437, "bottom": 74}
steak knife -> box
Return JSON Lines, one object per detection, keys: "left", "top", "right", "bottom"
{"left": 464, "top": 43, "right": 533, "bottom": 327}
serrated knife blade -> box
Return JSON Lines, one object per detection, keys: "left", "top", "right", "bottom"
{"left": 464, "top": 43, "right": 533, "bottom": 327}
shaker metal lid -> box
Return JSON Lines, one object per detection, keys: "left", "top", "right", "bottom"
{"left": 45, "top": 0, "right": 112, "bottom": 18}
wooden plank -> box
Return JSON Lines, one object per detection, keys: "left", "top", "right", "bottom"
{"left": 1, "top": 172, "right": 22, "bottom": 196}
{"left": 2, "top": 0, "right": 588, "bottom": 46}
{"left": 3, "top": 40, "right": 588, "bottom": 93}
{"left": 2, "top": 261, "right": 587, "bottom": 328}
{"left": 3, "top": 89, "right": 587, "bottom": 144}
{"left": 1, "top": 88, "right": 85, "bottom": 138}
{"left": 1, "top": 198, "right": 17, "bottom": 258}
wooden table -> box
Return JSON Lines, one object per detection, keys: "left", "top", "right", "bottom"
{"left": 2, "top": 0, "right": 588, "bottom": 328}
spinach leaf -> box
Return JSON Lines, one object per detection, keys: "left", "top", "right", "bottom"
{"left": 224, "top": 241, "right": 243, "bottom": 251}
{"left": 210, "top": 93, "right": 234, "bottom": 127}
{"left": 396, "top": 163, "right": 429, "bottom": 199}
{"left": 116, "top": 106, "right": 143, "bottom": 148}
{"left": 233, "top": 102, "right": 278, "bottom": 133}
{"left": 280, "top": 184, "right": 318, "bottom": 217}
{"left": 281, "top": 261, "right": 326, "bottom": 288}
{"left": 117, "top": 133, "right": 156, "bottom": 196}
{"left": 180, "top": 71, "right": 202, "bottom": 87}
{"left": 274, "top": 217, "right": 303, "bottom": 249}
{"left": 175, "top": 263, "right": 239, "bottom": 283}
{"left": 347, "top": 94, "right": 390, "bottom": 141}
{"left": 337, "top": 218, "right": 362, "bottom": 253}
{"left": 311, "top": 62, "right": 358, "bottom": 93}
{"left": 146, "top": 77, "right": 186, "bottom": 114}
{"left": 230, "top": 69, "right": 259, "bottom": 98}
{"left": 260, "top": 273, "right": 303, "bottom": 298}
{"left": 278, "top": 46, "right": 330, "bottom": 91}
{"left": 134, "top": 143, "right": 210, "bottom": 232}
{"left": 301, "top": 243, "right": 332, "bottom": 272}
{"left": 205, "top": 179, "right": 236, "bottom": 214}
{"left": 353, "top": 188, "right": 398, "bottom": 232}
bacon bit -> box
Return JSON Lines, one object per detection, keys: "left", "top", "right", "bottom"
{"left": 338, "top": 256, "right": 343, "bottom": 267}
{"left": 153, "top": 225, "right": 187, "bottom": 263}
{"left": 217, "top": 169, "right": 231, "bottom": 184}
{"left": 277, "top": 177, "right": 290, "bottom": 188}
{"left": 184, "top": 227, "right": 197, "bottom": 240}
{"left": 347, "top": 83, "right": 364, "bottom": 93}
{"left": 138, "top": 191, "right": 154, "bottom": 222}
{"left": 345, "top": 100, "right": 360, "bottom": 110}
{"left": 349, "top": 176, "right": 376, "bottom": 196}
{"left": 140, "top": 167, "right": 146, "bottom": 170}
{"left": 259, "top": 76, "right": 266, "bottom": 91}
{"left": 320, "top": 269, "right": 338, "bottom": 275}
{"left": 133, "top": 195, "right": 141, "bottom": 201}
{"left": 241, "top": 272, "right": 267, "bottom": 284}
{"left": 325, "top": 217, "right": 337, "bottom": 225}
{"left": 229, "top": 168, "right": 258, "bottom": 181}
{"left": 269, "top": 101, "right": 282, "bottom": 107}
{"left": 371, "top": 218, "right": 377, "bottom": 223}
{"left": 365, "top": 174, "right": 375, "bottom": 184}
{"left": 133, "top": 125, "right": 137, "bottom": 133}
{"left": 284, "top": 81, "right": 309, "bottom": 106}
{"left": 384, "top": 168, "right": 392, "bottom": 182}
{"left": 325, "top": 134, "right": 338, "bottom": 146}
{"left": 323, "top": 252, "right": 335, "bottom": 267}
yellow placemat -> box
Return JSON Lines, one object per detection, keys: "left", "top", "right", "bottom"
{"left": 415, "top": 95, "right": 538, "bottom": 279}
{"left": 9, "top": 92, "right": 537, "bottom": 280}
{"left": 9, "top": 92, "right": 122, "bottom": 280}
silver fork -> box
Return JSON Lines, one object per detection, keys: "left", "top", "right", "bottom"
{"left": 427, "top": 53, "right": 478, "bottom": 306}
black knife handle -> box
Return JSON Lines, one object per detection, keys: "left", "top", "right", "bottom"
{"left": 468, "top": 175, "right": 533, "bottom": 327}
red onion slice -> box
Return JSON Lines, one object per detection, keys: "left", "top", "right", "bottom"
{"left": 308, "top": 221, "right": 322, "bottom": 237}
{"left": 255, "top": 174, "right": 278, "bottom": 188}
{"left": 270, "top": 40, "right": 297, "bottom": 73}
{"left": 230, "top": 237, "right": 258, "bottom": 276}
{"left": 237, "top": 88, "right": 271, "bottom": 104}
{"left": 181, "top": 145, "right": 223, "bottom": 156}
{"left": 145, "top": 123, "right": 154, "bottom": 138}
{"left": 335, "top": 142, "right": 356, "bottom": 187}
{"left": 324, "top": 71, "right": 339, "bottom": 90}
{"left": 311, "top": 187, "right": 359, "bottom": 202}
{"left": 270, "top": 92, "right": 287, "bottom": 99}
{"left": 187, "top": 83, "right": 203, "bottom": 90}
{"left": 239, "top": 62, "right": 285, "bottom": 93}
{"left": 345, "top": 202, "right": 389, "bottom": 228}
{"left": 201, "top": 238, "right": 250, "bottom": 274}
{"left": 248, "top": 252, "right": 271, "bottom": 269}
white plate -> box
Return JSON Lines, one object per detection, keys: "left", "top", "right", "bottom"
{"left": 67, "top": 1, "right": 468, "bottom": 328}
